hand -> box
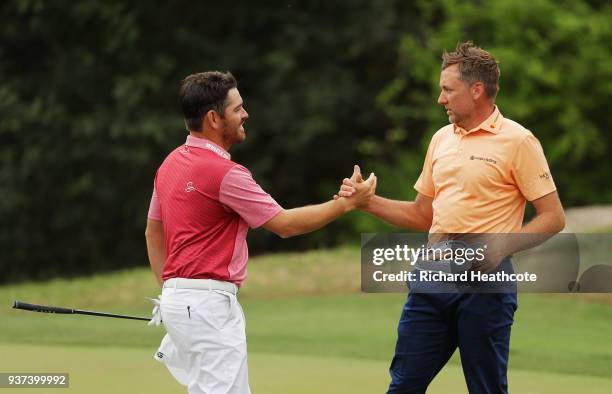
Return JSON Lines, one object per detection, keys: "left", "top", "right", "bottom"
{"left": 147, "top": 295, "right": 162, "bottom": 326}
{"left": 334, "top": 164, "right": 366, "bottom": 197}
{"left": 334, "top": 165, "right": 377, "bottom": 210}
{"left": 464, "top": 234, "right": 509, "bottom": 273}
{"left": 350, "top": 164, "right": 364, "bottom": 184}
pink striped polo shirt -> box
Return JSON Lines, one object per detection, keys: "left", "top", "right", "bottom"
{"left": 147, "top": 135, "right": 282, "bottom": 286}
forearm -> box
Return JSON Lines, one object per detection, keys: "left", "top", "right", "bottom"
{"left": 363, "top": 195, "right": 432, "bottom": 231}
{"left": 146, "top": 238, "right": 165, "bottom": 287}
{"left": 266, "top": 171, "right": 377, "bottom": 238}
{"left": 519, "top": 209, "right": 565, "bottom": 235}
{"left": 271, "top": 198, "right": 352, "bottom": 238}
{"left": 145, "top": 220, "right": 165, "bottom": 287}
{"left": 501, "top": 211, "right": 565, "bottom": 256}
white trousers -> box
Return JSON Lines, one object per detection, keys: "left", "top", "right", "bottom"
{"left": 154, "top": 288, "right": 250, "bottom": 394}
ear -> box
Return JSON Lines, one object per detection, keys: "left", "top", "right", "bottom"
{"left": 204, "top": 110, "right": 222, "bottom": 130}
{"left": 471, "top": 82, "right": 486, "bottom": 100}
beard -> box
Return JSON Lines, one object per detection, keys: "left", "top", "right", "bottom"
{"left": 446, "top": 109, "right": 459, "bottom": 125}
{"left": 222, "top": 122, "right": 245, "bottom": 146}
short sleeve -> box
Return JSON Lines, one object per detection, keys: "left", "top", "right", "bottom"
{"left": 147, "top": 186, "right": 162, "bottom": 221}
{"left": 219, "top": 165, "right": 283, "bottom": 228}
{"left": 414, "top": 133, "right": 438, "bottom": 197}
{"left": 511, "top": 134, "right": 557, "bottom": 201}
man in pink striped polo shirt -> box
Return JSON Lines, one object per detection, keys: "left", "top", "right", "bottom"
{"left": 145, "top": 71, "right": 376, "bottom": 394}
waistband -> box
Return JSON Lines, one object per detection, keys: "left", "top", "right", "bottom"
{"left": 162, "top": 278, "right": 238, "bottom": 295}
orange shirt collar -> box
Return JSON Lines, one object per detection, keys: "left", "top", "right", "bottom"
{"left": 453, "top": 106, "right": 503, "bottom": 135}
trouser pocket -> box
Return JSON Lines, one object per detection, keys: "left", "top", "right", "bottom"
{"left": 189, "top": 290, "right": 239, "bottom": 331}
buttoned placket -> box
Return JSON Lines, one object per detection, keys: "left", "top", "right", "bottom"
{"left": 454, "top": 129, "right": 466, "bottom": 159}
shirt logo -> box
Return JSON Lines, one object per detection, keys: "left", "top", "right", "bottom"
{"left": 205, "top": 143, "right": 231, "bottom": 160}
{"left": 470, "top": 155, "right": 497, "bottom": 164}
{"left": 539, "top": 171, "right": 551, "bottom": 180}
{"left": 185, "top": 182, "right": 195, "bottom": 192}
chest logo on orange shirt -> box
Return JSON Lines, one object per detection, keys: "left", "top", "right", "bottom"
{"left": 469, "top": 155, "right": 497, "bottom": 164}
{"left": 185, "top": 182, "right": 195, "bottom": 192}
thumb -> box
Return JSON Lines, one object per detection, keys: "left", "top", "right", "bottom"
{"left": 350, "top": 165, "right": 358, "bottom": 181}
{"left": 351, "top": 165, "right": 363, "bottom": 183}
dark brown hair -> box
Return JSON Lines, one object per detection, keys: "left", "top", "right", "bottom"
{"left": 180, "top": 71, "right": 237, "bottom": 131}
{"left": 442, "top": 42, "right": 500, "bottom": 99}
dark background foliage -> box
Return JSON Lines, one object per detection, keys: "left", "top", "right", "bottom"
{"left": 1, "top": 0, "right": 610, "bottom": 282}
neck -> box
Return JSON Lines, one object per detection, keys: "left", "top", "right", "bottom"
{"left": 458, "top": 103, "right": 495, "bottom": 131}
{"left": 189, "top": 130, "right": 231, "bottom": 151}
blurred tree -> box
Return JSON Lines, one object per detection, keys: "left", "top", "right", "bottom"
{"left": 374, "top": 0, "right": 612, "bottom": 211}
{"left": 0, "top": 0, "right": 610, "bottom": 282}
{"left": 0, "top": 0, "right": 414, "bottom": 281}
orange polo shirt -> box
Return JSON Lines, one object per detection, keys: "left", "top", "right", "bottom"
{"left": 415, "top": 106, "right": 556, "bottom": 233}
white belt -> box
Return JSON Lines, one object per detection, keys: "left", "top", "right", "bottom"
{"left": 163, "top": 278, "right": 238, "bottom": 295}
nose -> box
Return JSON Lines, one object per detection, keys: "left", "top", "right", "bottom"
{"left": 242, "top": 108, "right": 249, "bottom": 119}
{"left": 437, "top": 91, "right": 446, "bottom": 105}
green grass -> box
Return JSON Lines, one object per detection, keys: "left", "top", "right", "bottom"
{"left": 1, "top": 246, "right": 612, "bottom": 393}
{"left": 3, "top": 343, "right": 612, "bottom": 394}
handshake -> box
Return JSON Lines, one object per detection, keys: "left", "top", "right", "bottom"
{"left": 333, "top": 165, "right": 377, "bottom": 212}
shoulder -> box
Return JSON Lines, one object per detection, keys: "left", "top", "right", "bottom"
{"left": 158, "top": 145, "right": 188, "bottom": 169}
{"left": 221, "top": 163, "right": 256, "bottom": 187}
{"left": 227, "top": 163, "right": 252, "bottom": 176}
{"left": 433, "top": 124, "right": 454, "bottom": 138}
{"left": 190, "top": 149, "right": 238, "bottom": 171}
{"left": 500, "top": 117, "right": 550, "bottom": 165}
{"left": 429, "top": 124, "right": 454, "bottom": 146}
{"left": 500, "top": 116, "right": 534, "bottom": 143}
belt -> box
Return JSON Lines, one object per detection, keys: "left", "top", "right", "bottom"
{"left": 163, "top": 278, "right": 238, "bottom": 295}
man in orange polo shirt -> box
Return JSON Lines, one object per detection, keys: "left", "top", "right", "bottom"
{"left": 339, "top": 42, "right": 565, "bottom": 393}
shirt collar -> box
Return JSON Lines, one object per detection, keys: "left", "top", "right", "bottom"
{"left": 453, "top": 106, "right": 503, "bottom": 135}
{"left": 185, "top": 135, "right": 231, "bottom": 160}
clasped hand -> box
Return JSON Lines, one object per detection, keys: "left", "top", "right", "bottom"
{"left": 333, "top": 165, "right": 377, "bottom": 210}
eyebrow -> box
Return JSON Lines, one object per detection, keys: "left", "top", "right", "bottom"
{"left": 233, "top": 102, "right": 243, "bottom": 111}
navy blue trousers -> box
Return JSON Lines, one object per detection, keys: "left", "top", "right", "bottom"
{"left": 387, "top": 292, "right": 517, "bottom": 394}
